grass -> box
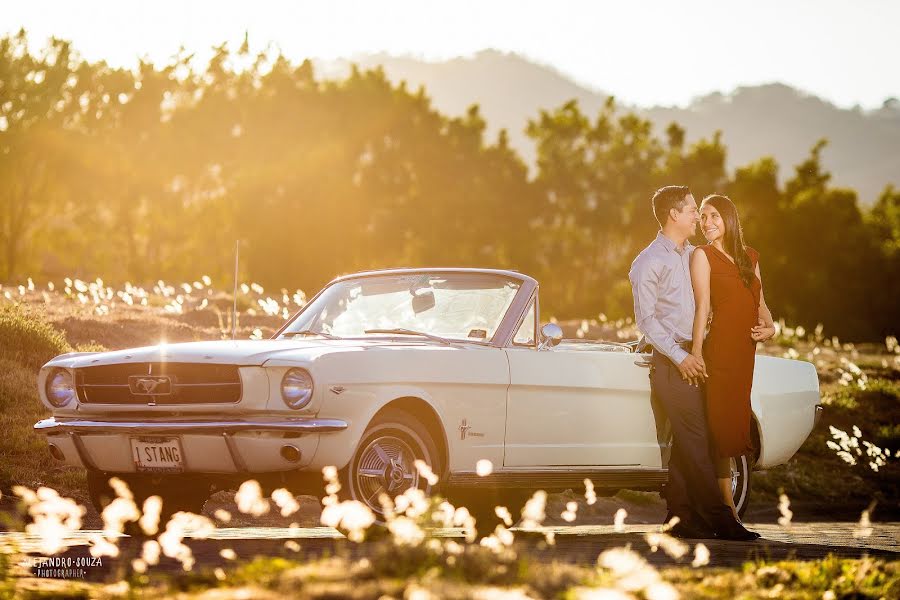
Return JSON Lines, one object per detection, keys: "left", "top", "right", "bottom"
{"left": 0, "top": 305, "right": 70, "bottom": 370}
{"left": 0, "top": 356, "right": 85, "bottom": 495}
{"left": 2, "top": 550, "right": 898, "bottom": 599}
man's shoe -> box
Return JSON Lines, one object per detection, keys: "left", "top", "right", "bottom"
{"left": 669, "top": 520, "right": 717, "bottom": 539}
{"left": 716, "top": 522, "right": 761, "bottom": 541}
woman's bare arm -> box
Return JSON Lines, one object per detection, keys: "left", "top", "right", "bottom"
{"left": 751, "top": 261, "right": 776, "bottom": 341}
{"left": 690, "top": 249, "right": 711, "bottom": 362}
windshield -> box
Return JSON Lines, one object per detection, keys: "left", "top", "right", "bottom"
{"left": 279, "top": 273, "right": 522, "bottom": 342}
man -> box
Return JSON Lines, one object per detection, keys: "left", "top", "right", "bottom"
{"left": 629, "top": 185, "right": 759, "bottom": 541}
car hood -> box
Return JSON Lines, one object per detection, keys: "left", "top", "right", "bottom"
{"left": 47, "top": 339, "right": 395, "bottom": 369}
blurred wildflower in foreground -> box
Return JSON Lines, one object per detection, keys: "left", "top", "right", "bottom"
{"left": 479, "top": 522, "right": 516, "bottom": 558}
{"left": 139, "top": 495, "right": 162, "bottom": 536}
{"left": 214, "top": 509, "right": 232, "bottom": 523}
{"left": 234, "top": 480, "right": 269, "bottom": 516}
{"left": 561, "top": 501, "right": 578, "bottom": 522}
{"left": 691, "top": 543, "right": 710, "bottom": 567}
{"left": 413, "top": 459, "right": 439, "bottom": 485}
{"left": 852, "top": 504, "right": 875, "bottom": 539}
{"left": 12, "top": 486, "right": 85, "bottom": 555}
{"left": 614, "top": 508, "right": 628, "bottom": 533}
{"left": 597, "top": 547, "right": 679, "bottom": 599}
{"left": 777, "top": 493, "right": 793, "bottom": 529}
{"left": 584, "top": 478, "right": 597, "bottom": 505}
{"left": 132, "top": 539, "right": 161, "bottom": 573}
{"left": 319, "top": 465, "right": 376, "bottom": 542}
{"left": 519, "top": 489, "right": 555, "bottom": 545}
{"left": 271, "top": 488, "right": 300, "bottom": 517}
{"left": 520, "top": 490, "right": 547, "bottom": 531}
{"left": 495, "top": 506, "right": 514, "bottom": 527}
{"left": 158, "top": 511, "right": 214, "bottom": 571}
{"left": 88, "top": 477, "right": 141, "bottom": 558}
{"left": 644, "top": 531, "right": 688, "bottom": 559}
{"left": 219, "top": 548, "right": 237, "bottom": 560}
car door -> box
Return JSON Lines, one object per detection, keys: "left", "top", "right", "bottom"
{"left": 503, "top": 311, "right": 668, "bottom": 467}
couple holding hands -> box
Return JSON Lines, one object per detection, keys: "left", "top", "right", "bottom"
{"left": 630, "top": 186, "right": 776, "bottom": 541}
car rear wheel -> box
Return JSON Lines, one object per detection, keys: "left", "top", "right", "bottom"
{"left": 731, "top": 455, "right": 751, "bottom": 519}
{"left": 342, "top": 408, "right": 441, "bottom": 521}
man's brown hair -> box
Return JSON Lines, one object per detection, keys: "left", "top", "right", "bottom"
{"left": 651, "top": 185, "right": 692, "bottom": 227}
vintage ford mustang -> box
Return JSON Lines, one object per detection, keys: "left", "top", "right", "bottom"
{"left": 34, "top": 268, "right": 822, "bottom": 529}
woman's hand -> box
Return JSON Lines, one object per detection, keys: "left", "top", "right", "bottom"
{"left": 679, "top": 352, "right": 707, "bottom": 386}
{"left": 751, "top": 318, "right": 776, "bottom": 342}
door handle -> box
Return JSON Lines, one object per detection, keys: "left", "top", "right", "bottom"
{"left": 634, "top": 357, "right": 651, "bottom": 368}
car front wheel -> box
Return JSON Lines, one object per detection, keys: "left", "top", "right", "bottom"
{"left": 342, "top": 408, "right": 441, "bottom": 521}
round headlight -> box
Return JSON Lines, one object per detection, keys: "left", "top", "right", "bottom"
{"left": 281, "top": 368, "right": 313, "bottom": 410}
{"left": 46, "top": 368, "right": 76, "bottom": 408}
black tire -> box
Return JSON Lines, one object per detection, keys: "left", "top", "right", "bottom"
{"left": 731, "top": 454, "right": 751, "bottom": 519}
{"left": 87, "top": 471, "right": 211, "bottom": 530}
{"left": 342, "top": 408, "right": 441, "bottom": 521}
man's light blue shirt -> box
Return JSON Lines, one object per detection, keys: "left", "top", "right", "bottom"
{"left": 629, "top": 232, "right": 695, "bottom": 365}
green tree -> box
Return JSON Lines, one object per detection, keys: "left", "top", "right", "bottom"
{"left": 0, "top": 31, "right": 85, "bottom": 279}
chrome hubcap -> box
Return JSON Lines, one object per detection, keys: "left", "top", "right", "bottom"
{"left": 730, "top": 457, "right": 739, "bottom": 495}
{"left": 355, "top": 435, "right": 420, "bottom": 513}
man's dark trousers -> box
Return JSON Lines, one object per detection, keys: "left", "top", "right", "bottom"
{"left": 650, "top": 350, "right": 734, "bottom": 529}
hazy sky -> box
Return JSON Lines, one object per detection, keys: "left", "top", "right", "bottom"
{"left": 4, "top": 0, "right": 898, "bottom": 109}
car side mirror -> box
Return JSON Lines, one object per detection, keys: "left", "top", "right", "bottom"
{"left": 538, "top": 322, "right": 563, "bottom": 350}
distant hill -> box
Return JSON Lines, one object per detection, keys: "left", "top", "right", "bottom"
{"left": 321, "top": 50, "right": 900, "bottom": 204}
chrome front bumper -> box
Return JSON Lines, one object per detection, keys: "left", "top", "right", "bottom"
{"left": 34, "top": 417, "right": 348, "bottom": 473}
{"left": 34, "top": 417, "right": 347, "bottom": 435}
{"left": 34, "top": 417, "right": 348, "bottom": 435}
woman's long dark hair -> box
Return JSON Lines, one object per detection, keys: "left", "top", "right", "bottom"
{"left": 701, "top": 194, "right": 755, "bottom": 289}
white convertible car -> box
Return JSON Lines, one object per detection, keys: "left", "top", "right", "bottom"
{"left": 34, "top": 268, "right": 821, "bottom": 529}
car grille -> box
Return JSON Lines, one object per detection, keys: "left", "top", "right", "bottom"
{"left": 75, "top": 363, "right": 242, "bottom": 404}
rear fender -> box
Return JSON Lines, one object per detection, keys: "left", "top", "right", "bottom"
{"left": 751, "top": 356, "right": 820, "bottom": 469}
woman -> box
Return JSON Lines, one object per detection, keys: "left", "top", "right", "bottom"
{"left": 690, "top": 194, "right": 776, "bottom": 520}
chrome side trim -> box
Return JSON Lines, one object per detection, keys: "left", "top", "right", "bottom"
{"left": 78, "top": 383, "right": 241, "bottom": 388}
{"left": 447, "top": 468, "right": 668, "bottom": 490}
{"left": 35, "top": 417, "right": 348, "bottom": 435}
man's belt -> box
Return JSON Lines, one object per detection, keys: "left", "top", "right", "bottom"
{"left": 650, "top": 340, "right": 693, "bottom": 361}
{"left": 642, "top": 339, "right": 693, "bottom": 356}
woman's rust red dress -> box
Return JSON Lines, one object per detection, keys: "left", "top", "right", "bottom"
{"left": 697, "top": 244, "right": 761, "bottom": 459}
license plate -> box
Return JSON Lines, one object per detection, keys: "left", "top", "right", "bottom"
{"left": 130, "top": 437, "right": 185, "bottom": 473}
